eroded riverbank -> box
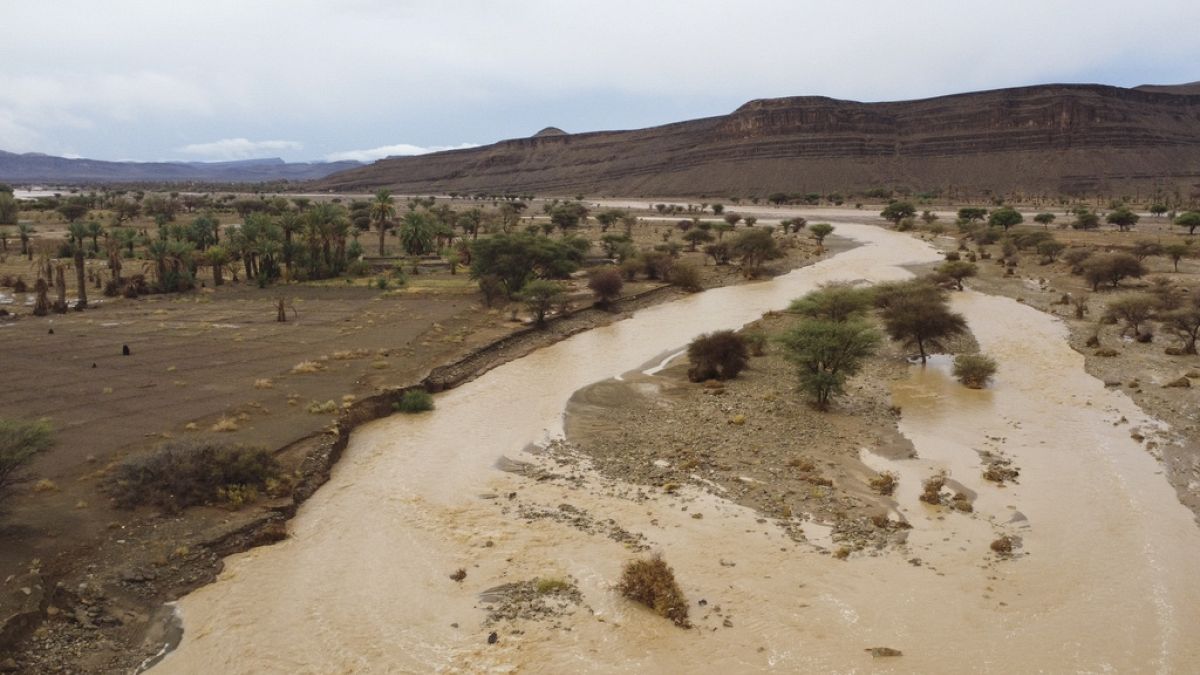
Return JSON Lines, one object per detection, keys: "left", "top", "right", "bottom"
{"left": 155, "top": 222, "right": 1200, "bottom": 673}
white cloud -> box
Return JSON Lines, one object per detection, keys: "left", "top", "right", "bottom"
{"left": 325, "top": 143, "right": 479, "bottom": 163}
{"left": 178, "top": 138, "right": 303, "bottom": 161}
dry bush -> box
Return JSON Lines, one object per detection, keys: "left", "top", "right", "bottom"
{"left": 617, "top": 555, "right": 690, "bottom": 628}
{"left": 919, "top": 475, "right": 945, "bottom": 504}
{"left": 868, "top": 472, "right": 898, "bottom": 496}
{"left": 105, "top": 438, "right": 280, "bottom": 511}
{"left": 587, "top": 267, "right": 624, "bottom": 306}
{"left": 254, "top": 378, "right": 274, "bottom": 389}
{"left": 307, "top": 400, "right": 338, "bottom": 414}
{"left": 291, "top": 360, "right": 324, "bottom": 374}
{"left": 669, "top": 262, "right": 703, "bottom": 292}
{"left": 210, "top": 417, "right": 239, "bottom": 432}
{"left": 686, "top": 330, "right": 748, "bottom": 382}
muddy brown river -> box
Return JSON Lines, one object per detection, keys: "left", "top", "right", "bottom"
{"left": 155, "top": 222, "right": 1200, "bottom": 673}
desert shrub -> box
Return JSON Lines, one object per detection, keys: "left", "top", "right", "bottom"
{"left": 395, "top": 389, "right": 434, "bottom": 413}
{"left": 943, "top": 250, "right": 960, "bottom": 262}
{"left": 788, "top": 283, "right": 873, "bottom": 322}
{"left": 617, "top": 555, "right": 690, "bottom": 628}
{"left": 641, "top": 250, "right": 674, "bottom": 280}
{"left": 106, "top": 439, "right": 279, "bottom": 511}
{"left": 346, "top": 260, "right": 372, "bottom": 277}
{"left": 686, "top": 330, "right": 748, "bottom": 382}
{"left": 743, "top": 331, "right": 767, "bottom": 356}
{"left": 1061, "top": 248, "right": 1092, "bottom": 274}
{"left": 953, "top": 354, "right": 998, "bottom": 388}
{"left": 0, "top": 419, "right": 54, "bottom": 503}
{"left": 588, "top": 267, "right": 624, "bottom": 306}
{"left": 669, "top": 262, "right": 703, "bottom": 292}
{"left": 1037, "top": 240, "right": 1066, "bottom": 263}
{"left": 777, "top": 319, "right": 880, "bottom": 409}
{"left": 619, "top": 257, "right": 642, "bottom": 280}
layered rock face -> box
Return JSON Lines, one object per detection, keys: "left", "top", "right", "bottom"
{"left": 318, "top": 84, "right": 1200, "bottom": 197}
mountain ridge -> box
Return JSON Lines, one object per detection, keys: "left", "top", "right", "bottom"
{"left": 316, "top": 82, "right": 1200, "bottom": 198}
{"left": 0, "top": 150, "right": 361, "bottom": 184}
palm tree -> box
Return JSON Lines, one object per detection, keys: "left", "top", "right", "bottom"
{"left": 85, "top": 221, "right": 103, "bottom": 252}
{"left": 206, "top": 247, "right": 229, "bottom": 286}
{"left": 278, "top": 211, "right": 302, "bottom": 277}
{"left": 370, "top": 189, "right": 396, "bottom": 256}
{"left": 17, "top": 223, "right": 34, "bottom": 259}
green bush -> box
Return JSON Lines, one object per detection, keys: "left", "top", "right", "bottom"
{"left": 953, "top": 354, "right": 998, "bottom": 389}
{"left": 395, "top": 389, "right": 434, "bottom": 413}
{"left": 106, "top": 439, "right": 280, "bottom": 511}
{"left": 0, "top": 419, "right": 54, "bottom": 503}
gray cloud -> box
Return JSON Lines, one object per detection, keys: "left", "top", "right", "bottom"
{"left": 2, "top": 0, "right": 1198, "bottom": 161}
{"left": 325, "top": 143, "right": 480, "bottom": 163}
{"left": 179, "top": 138, "right": 304, "bottom": 161}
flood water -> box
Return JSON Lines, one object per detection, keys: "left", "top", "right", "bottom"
{"left": 156, "top": 222, "right": 1200, "bottom": 673}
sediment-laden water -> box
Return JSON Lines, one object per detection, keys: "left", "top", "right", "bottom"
{"left": 157, "top": 222, "right": 1200, "bottom": 673}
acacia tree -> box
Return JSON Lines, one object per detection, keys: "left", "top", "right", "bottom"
{"left": 808, "top": 223, "right": 834, "bottom": 251}
{"left": 730, "top": 228, "right": 782, "bottom": 278}
{"left": 1175, "top": 211, "right": 1200, "bottom": 235}
{"left": 880, "top": 201, "right": 916, "bottom": 225}
{"left": 1106, "top": 208, "right": 1140, "bottom": 232}
{"left": 1161, "top": 295, "right": 1200, "bottom": 354}
{"left": 1103, "top": 294, "right": 1157, "bottom": 338}
{"left": 988, "top": 207, "right": 1023, "bottom": 232}
{"left": 370, "top": 189, "right": 396, "bottom": 256}
{"left": 880, "top": 286, "right": 966, "bottom": 362}
{"left": 521, "top": 279, "right": 564, "bottom": 326}
{"left": 1034, "top": 212, "right": 1057, "bottom": 229}
{"left": 777, "top": 319, "right": 880, "bottom": 409}
{"left": 788, "top": 283, "right": 872, "bottom": 323}
{"left": 938, "top": 260, "right": 978, "bottom": 290}
{"left": 1163, "top": 243, "right": 1191, "bottom": 272}
{"left": 1081, "top": 253, "right": 1146, "bottom": 291}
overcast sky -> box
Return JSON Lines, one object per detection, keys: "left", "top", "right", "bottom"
{"left": 3, "top": 0, "right": 1198, "bottom": 163}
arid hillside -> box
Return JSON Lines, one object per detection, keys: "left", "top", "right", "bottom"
{"left": 317, "top": 83, "right": 1200, "bottom": 198}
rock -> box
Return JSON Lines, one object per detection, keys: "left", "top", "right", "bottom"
{"left": 723, "top": 618, "right": 734, "bottom": 628}
{"left": 0, "top": 658, "right": 18, "bottom": 672}
{"left": 487, "top": 631, "right": 498, "bottom": 644}
{"left": 1164, "top": 376, "right": 1191, "bottom": 388}
{"left": 120, "top": 568, "right": 157, "bottom": 583}
{"left": 1093, "top": 348, "right": 1119, "bottom": 357}
{"left": 866, "top": 647, "right": 903, "bottom": 658}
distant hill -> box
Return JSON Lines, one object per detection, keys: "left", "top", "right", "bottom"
{"left": 0, "top": 151, "right": 362, "bottom": 184}
{"left": 316, "top": 83, "right": 1200, "bottom": 198}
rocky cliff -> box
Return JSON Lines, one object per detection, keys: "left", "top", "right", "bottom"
{"left": 317, "top": 83, "right": 1200, "bottom": 198}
